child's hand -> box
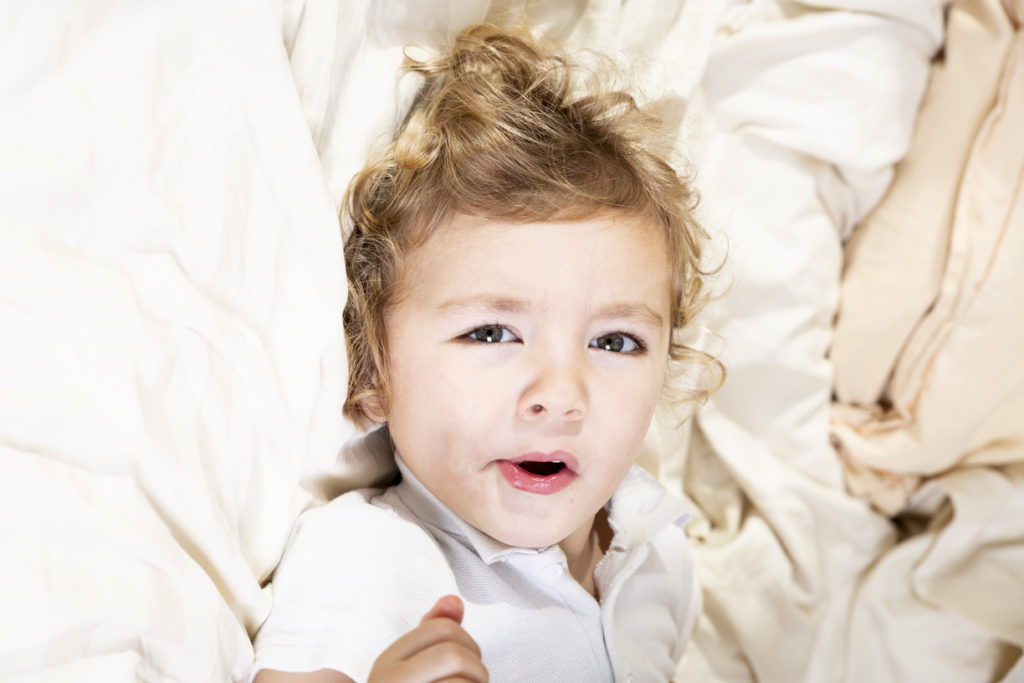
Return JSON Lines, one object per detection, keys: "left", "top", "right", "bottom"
{"left": 367, "top": 595, "right": 488, "bottom": 683}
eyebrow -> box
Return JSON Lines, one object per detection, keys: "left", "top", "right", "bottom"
{"left": 596, "top": 302, "right": 666, "bottom": 330}
{"left": 435, "top": 296, "right": 665, "bottom": 329}
{"left": 435, "top": 296, "right": 531, "bottom": 316}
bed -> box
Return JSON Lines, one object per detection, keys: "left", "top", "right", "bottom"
{"left": 2, "top": 1, "right": 1021, "bottom": 681}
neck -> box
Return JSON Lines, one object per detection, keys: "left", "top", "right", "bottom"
{"left": 558, "top": 508, "right": 612, "bottom": 598}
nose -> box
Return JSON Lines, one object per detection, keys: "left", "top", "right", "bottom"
{"left": 516, "top": 353, "right": 588, "bottom": 423}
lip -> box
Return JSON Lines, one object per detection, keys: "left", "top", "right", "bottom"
{"left": 497, "top": 451, "right": 579, "bottom": 495}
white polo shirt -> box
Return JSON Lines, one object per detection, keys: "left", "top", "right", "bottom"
{"left": 252, "top": 457, "right": 699, "bottom": 682}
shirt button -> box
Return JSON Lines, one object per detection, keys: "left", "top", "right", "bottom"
{"left": 542, "top": 564, "right": 563, "bottom": 581}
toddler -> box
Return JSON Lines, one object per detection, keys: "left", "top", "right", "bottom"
{"left": 252, "top": 23, "right": 718, "bottom": 683}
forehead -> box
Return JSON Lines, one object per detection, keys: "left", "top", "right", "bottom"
{"left": 395, "top": 211, "right": 672, "bottom": 312}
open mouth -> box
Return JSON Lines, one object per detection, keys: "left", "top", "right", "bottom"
{"left": 516, "top": 460, "right": 567, "bottom": 476}
{"left": 498, "top": 453, "right": 577, "bottom": 494}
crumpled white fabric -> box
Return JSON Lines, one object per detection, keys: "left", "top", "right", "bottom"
{"left": 667, "top": 5, "right": 942, "bottom": 678}
{"left": 1, "top": 1, "right": 356, "bottom": 679}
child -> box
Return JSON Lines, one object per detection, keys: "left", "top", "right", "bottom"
{"left": 251, "top": 23, "right": 718, "bottom": 683}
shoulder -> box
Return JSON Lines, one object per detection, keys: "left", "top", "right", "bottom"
{"left": 287, "top": 488, "right": 404, "bottom": 538}
{"left": 272, "top": 487, "right": 451, "bottom": 589}
{"left": 252, "top": 488, "right": 459, "bottom": 679}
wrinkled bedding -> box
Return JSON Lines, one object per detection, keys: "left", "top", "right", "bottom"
{"left": 1, "top": 1, "right": 1020, "bottom": 681}
{"left": 830, "top": 0, "right": 1024, "bottom": 679}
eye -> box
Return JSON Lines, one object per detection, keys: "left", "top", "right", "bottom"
{"left": 465, "top": 324, "right": 518, "bottom": 344}
{"left": 589, "top": 332, "right": 643, "bottom": 354}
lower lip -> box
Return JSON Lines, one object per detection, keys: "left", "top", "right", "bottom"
{"left": 497, "top": 460, "right": 577, "bottom": 495}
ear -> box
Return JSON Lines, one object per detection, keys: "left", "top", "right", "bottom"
{"left": 360, "top": 393, "right": 388, "bottom": 423}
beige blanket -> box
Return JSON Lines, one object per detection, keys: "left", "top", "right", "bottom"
{"left": 831, "top": 0, "right": 1024, "bottom": 679}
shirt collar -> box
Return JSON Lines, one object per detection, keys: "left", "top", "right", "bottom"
{"left": 603, "top": 465, "right": 692, "bottom": 549}
{"left": 392, "top": 454, "right": 692, "bottom": 565}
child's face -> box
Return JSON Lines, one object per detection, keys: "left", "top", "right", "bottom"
{"left": 372, "top": 212, "right": 672, "bottom": 551}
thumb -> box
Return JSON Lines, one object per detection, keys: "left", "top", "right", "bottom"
{"left": 419, "top": 594, "right": 464, "bottom": 625}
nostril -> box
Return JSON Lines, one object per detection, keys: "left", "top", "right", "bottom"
{"left": 530, "top": 404, "right": 543, "bottom": 414}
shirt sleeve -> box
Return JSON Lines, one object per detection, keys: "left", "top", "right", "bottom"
{"left": 250, "top": 490, "right": 460, "bottom": 683}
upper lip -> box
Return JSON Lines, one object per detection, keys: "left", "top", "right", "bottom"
{"left": 510, "top": 450, "right": 580, "bottom": 473}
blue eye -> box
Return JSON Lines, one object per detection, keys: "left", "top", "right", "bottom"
{"left": 465, "top": 325, "right": 517, "bottom": 343}
{"left": 590, "top": 332, "right": 643, "bottom": 354}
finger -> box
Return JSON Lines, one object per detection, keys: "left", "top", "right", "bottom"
{"left": 393, "top": 641, "right": 489, "bottom": 683}
{"left": 419, "top": 595, "right": 464, "bottom": 625}
{"left": 378, "top": 613, "right": 483, "bottom": 663}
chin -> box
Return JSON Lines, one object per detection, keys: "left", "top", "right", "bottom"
{"left": 486, "top": 523, "right": 571, "bottom": 550}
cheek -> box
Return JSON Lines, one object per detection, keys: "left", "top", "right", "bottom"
{"left": 392, "top": 357, "right": 495, "bottom": 448}
{"left": 608, "top": 365, "right": 665, "bottom": 437}
{"left": 437, "top": 351, "right": 518, "bottom": 415}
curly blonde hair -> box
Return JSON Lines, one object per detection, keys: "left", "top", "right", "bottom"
{"left": 342, "top": 24, "right": 722, "bottom": 426}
